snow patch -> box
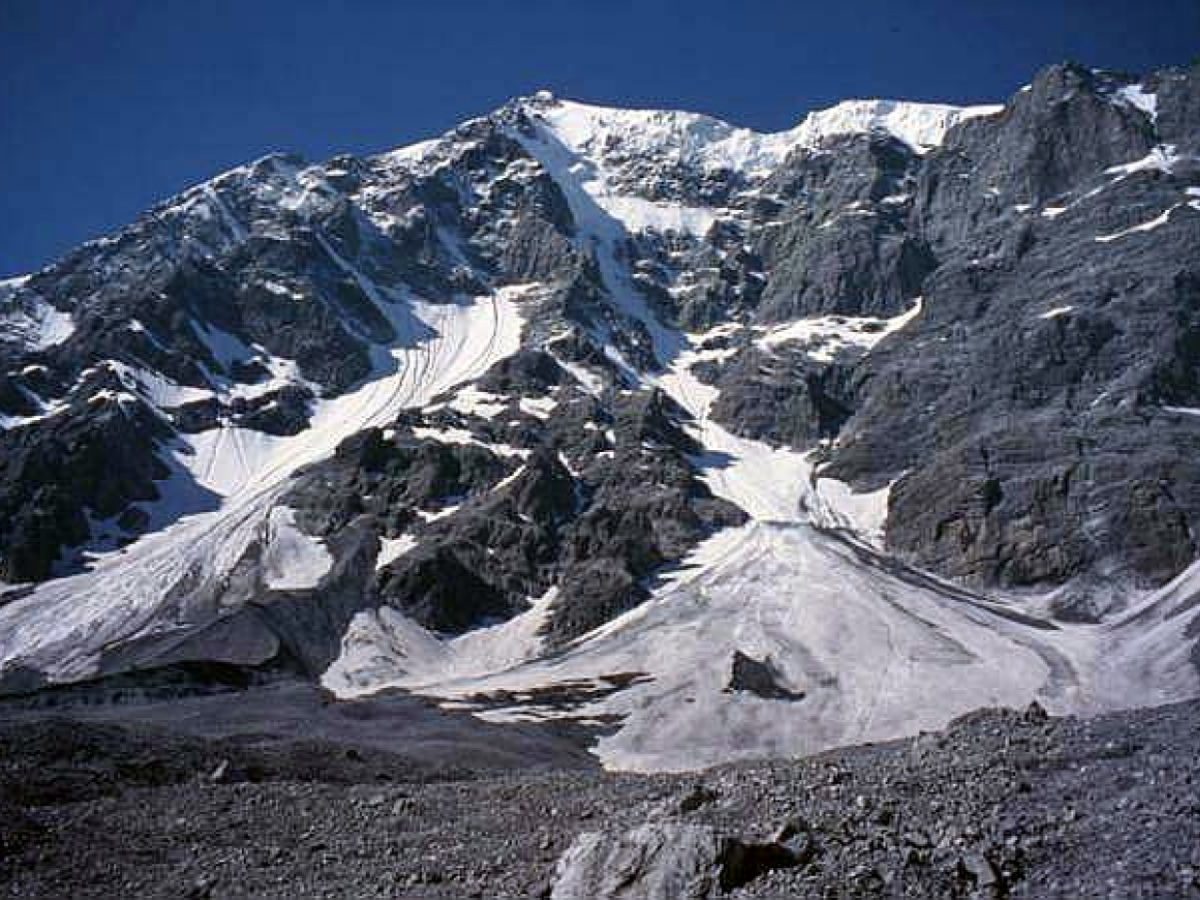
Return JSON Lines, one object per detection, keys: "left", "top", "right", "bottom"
{"left": 1104, "top": 145, "right": 1187, "bottom": 177}
{"left": 1095, "top": 206, "right": 1180, "bottom": 243}
{"left": 409, "top": 425, "right": 530, "bottom": 460}
{"left": 434, "top": 384, "right": 510, "bottom": 419}
{"left": 756, "top": 299, "right": 922, "bottom": 362}
{"left": 261, "top": 507, "right": 332, "bottom": 591}
{"left": 191, "top": 320, "right": 255, "bottom": 371}
{"left": 1039, "top": 305, "right": 1075, "bottom": 320}
{"left": 376, "top": 534, "right": 418, "bottom": 571}
{"left": 0, "top": 291, "right": 75, "bottom": 351}
{"left": 1113, "top": 84, "right": 1158, "bottom": 123}
{"left": 518, "top": 395, "right": 557, "bottom": 419}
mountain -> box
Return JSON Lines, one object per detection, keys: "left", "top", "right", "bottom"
{"left": 1, "top": 62, "right": 1198, "bottom": 771}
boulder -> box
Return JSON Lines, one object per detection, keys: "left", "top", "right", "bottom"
{"left": 550, "top": 822, "right": 808, "bottom": 900}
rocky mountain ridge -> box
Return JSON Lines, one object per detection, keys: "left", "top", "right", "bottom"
{"left": 0, "top": 61, "right": 1198, "bottom": 770}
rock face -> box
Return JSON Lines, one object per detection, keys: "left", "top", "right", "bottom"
{"left": 754, "top": 133, "right": 932, "bottom": 322}
{"left": 0, "top": 797, "right": 43, "bottom": 858}
{"left": 0, "top": 389, "right": 176, "bottom": 581}
{"left": 281, "top": 378, "right": 742, "bottom": 653}
{"left": 0, "top": 61, "right": 1198, "bottom": 752}
{"left": 826, "top": 63, "right": 1200, "bottom": 591}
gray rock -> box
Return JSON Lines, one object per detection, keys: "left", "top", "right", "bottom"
{"left": 756, "top": 133, "right": 930, "bottom": 322}
{"left": 550, "top": 822, "right": 804, "bottom": 900}
{"left": 824, "top": 62, "right": 1200, "bottom": 592}
{"left": 550, "top": 824, "right": 729, "bottom": 900}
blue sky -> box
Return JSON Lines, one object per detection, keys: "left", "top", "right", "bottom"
{"left": 2, "top": 0, "right": 1196, "bottom": 276}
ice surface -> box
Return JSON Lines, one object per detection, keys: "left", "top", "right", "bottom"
{"left": 807, "top": 473, "right": 891, "bottom": 546}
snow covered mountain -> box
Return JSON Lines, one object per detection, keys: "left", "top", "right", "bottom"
{"left": 1, "top": 62, "right": 1199, "bottom": 770}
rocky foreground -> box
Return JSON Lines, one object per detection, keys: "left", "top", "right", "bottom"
{"left": 1, "top": 693, "right": 1197, "bottom": 899}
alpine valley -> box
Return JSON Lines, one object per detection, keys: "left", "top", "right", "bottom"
{"left": 3, "top": 59, "right": 1200, "bottom": 897}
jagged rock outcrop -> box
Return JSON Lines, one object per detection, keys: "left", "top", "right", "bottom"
{"left": 755, "top": 133, "right": 933, "bottom": 321}
{"left": 0, "top": 390, "right": 176, "bottom": 582}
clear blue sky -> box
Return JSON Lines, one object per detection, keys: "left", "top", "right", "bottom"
{"left": 2, "top": 0, "right": 1196, "bottom": 277}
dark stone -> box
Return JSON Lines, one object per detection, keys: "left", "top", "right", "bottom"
{"left": 678, "top": 785, "right": 719, "bottom": 814}
{"left": 724, "top": 651, "right": 805, "bottom": 701}
{"left": 1023, "top": 700, "right": 1049, "bottom": 724}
